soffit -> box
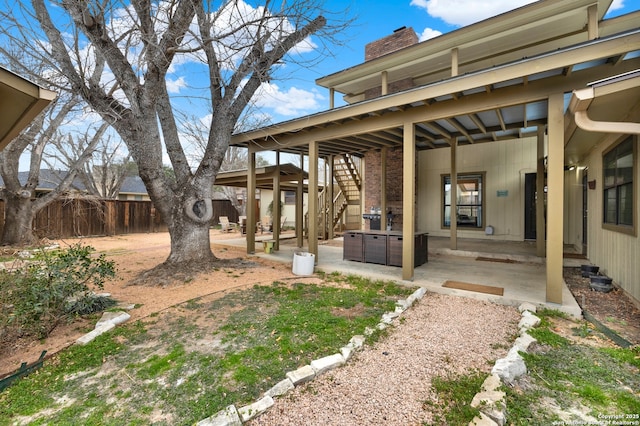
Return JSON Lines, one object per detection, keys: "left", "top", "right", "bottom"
{"left": 318, "top": 0, "right": 617, "bottom": 100}
{"left": 0, "top": 67, "right": 56, "bottom": 151}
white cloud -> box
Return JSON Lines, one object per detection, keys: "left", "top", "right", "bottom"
{"left": 410, "top": 0, "right": 537, "bottom": 27}
{"left": 609, "top": 0, "right": 625, "bottom": 11}
{"left": 252, "top": 82, "right": 324, "bottom": 117}
{"left": 166, "top": 76, "right": 187, "bottom": 94}
{"left": 418, "top": 28, "right": 442, "bottom": 42}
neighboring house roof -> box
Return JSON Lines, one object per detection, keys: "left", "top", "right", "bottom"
{"left": 119, "top": 175, "right": 148, "bottom": 195}
{"left": 0, "top": 169, "right": 86, "bottom": 191}
{"left": 0, "top": 67, "right": 56, "bottom": 151}
{"left": 0, "top": 170, "right": 150, "bottom": 196}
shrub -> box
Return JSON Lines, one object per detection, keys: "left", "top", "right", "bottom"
{"left": 0, "top": 244, "right": 116, "bottom": 342}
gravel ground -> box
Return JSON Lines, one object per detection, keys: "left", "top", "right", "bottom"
{"left": 250, "top": 292, "right": 520, "bottom": 425}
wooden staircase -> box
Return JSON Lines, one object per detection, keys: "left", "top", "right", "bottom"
{"left": 307, "top": 155, "right": 362, "bottom": 238}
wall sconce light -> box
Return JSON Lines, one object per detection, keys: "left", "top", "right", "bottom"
{"left": 588, "top": 180, "right": 596, "bottom": 190}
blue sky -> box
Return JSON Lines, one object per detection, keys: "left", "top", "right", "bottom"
{"left": 246, "top": 0, "right": 637, "bottom": 125}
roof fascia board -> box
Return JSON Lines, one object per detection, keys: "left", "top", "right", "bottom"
{"left": 233, "top": 30, "right": 640, "bottom": 145}
{"left": 316, "top": 0, "right": 598, "bottom": 89}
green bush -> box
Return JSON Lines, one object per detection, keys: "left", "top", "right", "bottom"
{"left": 0, "top": 244, "right": 116, "bottom": 342}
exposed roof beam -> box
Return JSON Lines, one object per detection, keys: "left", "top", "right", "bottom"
{"left": 421, "top": 121, "right": 452, "bottom": 139}
{"left": 446, "top": 117, "right": 473, "bottom": 142}
{"left": 494, "top": 109, "right": 507, "bottom": 131}
{"left": 469, "top": 113, "right": 487, "bottom": 133}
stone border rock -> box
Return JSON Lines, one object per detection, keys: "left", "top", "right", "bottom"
{"left": 196, "top": 286, "right": 428, "bottom": 425}
{"left": 469, "top": 302, "right": 541, "bottom": 426}
{"left": 75, "top": 294, "right": 133, "bottom": 346}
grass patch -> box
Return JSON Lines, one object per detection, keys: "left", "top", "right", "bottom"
{"left": 0, "top": 274, "right": 414, "bottom": 425}
{"left": 423, "top": 370, "right": 485, "bottom": 425}
{"left": 505, "top": 311, "right": 640, "bottom": 424}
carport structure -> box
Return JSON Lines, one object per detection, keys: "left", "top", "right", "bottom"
{"left": 231, "top": 0, "right": 640, "bottom": 305}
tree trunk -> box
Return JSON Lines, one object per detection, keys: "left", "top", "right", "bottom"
{"left": 1, "top": 195, "right": 37, "bottom": 246}
{"left": 164, "top": 218, "right": 216, "bottom": 265}
{"left": 160, "top": 194, "right": 216, "bottom": 266}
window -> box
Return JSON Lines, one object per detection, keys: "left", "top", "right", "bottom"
{"left": 442, "top": 173, "right": 484, "bottom": 229}
{"left": 603, "top": 136, "right": 635, "bottom": 234}
{"left": 284, "top": 191, "right": 296, "bottom": 205}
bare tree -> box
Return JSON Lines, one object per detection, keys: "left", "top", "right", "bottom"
{"left": 49, "top": 131, "right": 134, "bottom": 199}
{"left": 182, "top": 108, "right": 271, "bottom": 215}
{"left": 0, "top": 94, "right": 108, "bottom": 245}
{"left": 7, "top": 0, "right": 346, "bottom": 275}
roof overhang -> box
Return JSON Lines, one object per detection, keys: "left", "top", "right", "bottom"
{"left": 0, "top": 67, "right": 56, "bottom": 151}
{"left": 565, "top": 69, "right": 640, "bottom": 165}
{"left": 232, "top": 29, "right": 640, "bottom": 158}
{"left": 317, "top": 0, "right": 620, "bottom": 102}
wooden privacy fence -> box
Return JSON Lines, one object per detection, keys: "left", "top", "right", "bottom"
{"left": 0, "top": 198, "right": 239, "bottom": 240}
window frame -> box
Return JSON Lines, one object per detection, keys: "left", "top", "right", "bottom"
{"left": 602, "top": 135, "right": 636, "bottom": 236}
{"left": 441, "top": 172, "right": 486, "bottom": 231}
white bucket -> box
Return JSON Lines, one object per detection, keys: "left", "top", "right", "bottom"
{"left": 292, "top": 251, "right": 315, "bottom": 275}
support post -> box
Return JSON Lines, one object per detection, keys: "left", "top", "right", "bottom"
{"left": 381, "top": 71, "right": 388, "bottom": 96}
{"left": 546, "top": 93, "right": 565, "bottom": 304}
{"left": 308, "top": 141, "right": 319, "bottom": 262}
{"left": 402, "top": 122, "right": 416, "bottom": 281}
{"left": 380, "top": 148, "right": 387, "bottom": 231}
{"left": 328, "top": 155, "right": 335, "bottom": 240}
{"left": 296, "top": 154, "right": 304, "bottom": 248}
{"left": 450, "top": 137, "right": 458, "bottom": 250}
{"left": 247, "top": 148, "right": 256, "bottom": 254}
{"left": 273, "top": 151, "right": 281, "bottom": 250}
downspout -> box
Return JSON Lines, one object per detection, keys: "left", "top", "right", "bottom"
{"left": 574, "top": 109, "right": 640, "bottom": 134}
{"left": 571, "top": 86, "right": 640, "bottom": 135}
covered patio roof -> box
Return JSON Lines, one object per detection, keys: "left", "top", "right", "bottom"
{"left": 231, "top": 30, "right": 640, "bottom": 159}
{"left": 214, "top": 163, "right": 309, "bottom": 191}
{"left": 0, "top": 67, "right": 56, "bottom": 151}
{"left": 231, "top": 6, "right": 640, "bottom": 161}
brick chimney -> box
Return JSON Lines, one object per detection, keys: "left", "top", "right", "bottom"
{"left": 365, "top": 27, "right": 419, "bottom": 61}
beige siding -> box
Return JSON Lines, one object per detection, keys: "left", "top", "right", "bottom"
{"left": 564, "top": 168, "right": 585, "bottom": 251}
{"left": 417, "top": 137, "right": 537, "bottom": 240}
{"left": 582, "top": 135, "right": 640, "bottom": 304}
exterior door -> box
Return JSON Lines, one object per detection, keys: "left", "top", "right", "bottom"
{"left": 524, "top": 173, "right": 537, "bottom": 240}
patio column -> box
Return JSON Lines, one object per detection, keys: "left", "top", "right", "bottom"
{"left": 308, "top": 140, "right": 319, "bottom": 262}
{"left": 380, "top": 147, "right": 387, "bottom": 231}
{"left": 296, "top": 153, "right": 304, "bottom": 248}
{"left": 273, "top": 151, "right": 281, "bottom": 250}
{"left": 546, "top": 93, "right": 565, "bottom": 304}
{"left": 247, "top": 147, "right": 256, "bottom": 254}
{"left": 450, "top": 137, "right": 458, "bottom": 250}
{"left": 536, "top": 125, "right": 546, "bottom": 257}
{"left": 328, "top": 155, "right": 335, "bottom": 240}
{"left": 402, "top": 122, "right": 416, "bottom": 281}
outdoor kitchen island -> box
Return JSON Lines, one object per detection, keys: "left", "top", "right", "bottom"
{"left": 343, "top": 230, "right": 428, "bottom": 267}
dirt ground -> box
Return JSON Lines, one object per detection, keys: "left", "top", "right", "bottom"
{"left": 0, "top": 230, "right": 298, "bottom": 376}
{"left": 2, "top": 231, "right": 639, "bottom": 378}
